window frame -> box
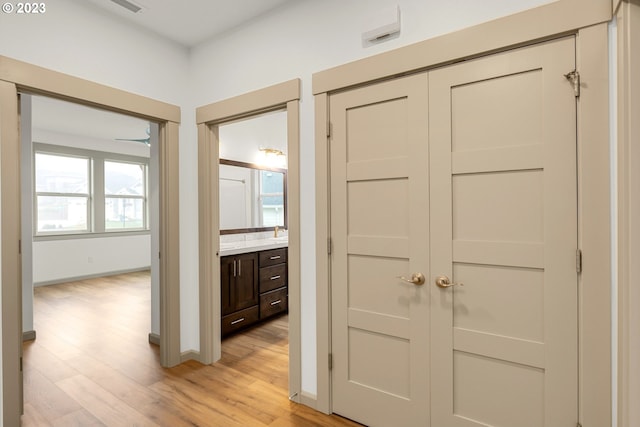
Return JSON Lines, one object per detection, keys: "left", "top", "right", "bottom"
{"left": 258, "top": 169, "right": 285, "bottom": 228}
{"left": 33, "top": 143, "right": 150, "bottom": 238}
{"left": 34, "top": 150, "right": 92, "bottom": 234}
{"left": 104, "top": 159, "right": 149, "bottom": 232}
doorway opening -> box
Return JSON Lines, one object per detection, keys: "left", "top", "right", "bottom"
{"left": 217, "top": 110, "right": 290, "bottom": 389}
{"left": 196, "top": 79, "right": 301, "bottom": 401}
{"left": 21, "top": 93, "right": 159, "bottom": 341}
{"left": 20, "top": 94, "right": 162, "bottom": 423}
{"left": 0, "top": 54, "right": 182, "bottom": 426}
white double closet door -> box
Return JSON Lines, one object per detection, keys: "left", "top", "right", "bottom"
{"left": 329, "top": 36, "right": 579, "bottom": 427}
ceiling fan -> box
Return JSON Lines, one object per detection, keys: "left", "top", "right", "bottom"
{"left": 116, "top": 126, "right": 150, "bottom": 145}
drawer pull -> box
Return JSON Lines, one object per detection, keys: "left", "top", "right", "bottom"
{"left": 230, "top": 318, "right": 245, "bottom": 325}
{"left": 270, "top": 275, "right": 281, "bottom": 280}
{"left": 269, "top": 255, "right": 281, "bottom": 260}
{"left": 270, "top": 300, "right": 282, "bottom": 306}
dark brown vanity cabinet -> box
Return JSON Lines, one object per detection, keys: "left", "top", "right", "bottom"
{"left": 221, "top": 252, "right": 259, "bottom": 335}
{"left": 221, "top": 247, "right": 288, "bottom": 336}
{"left": 258, "top": 248, "right": 288, "bottom": 319}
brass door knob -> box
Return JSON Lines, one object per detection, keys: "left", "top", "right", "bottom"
{"left": 435, "top": 276, "right": 464, "bottom": 288}
{"left": 397, "top": 273, "right": 426, "bottom": 286}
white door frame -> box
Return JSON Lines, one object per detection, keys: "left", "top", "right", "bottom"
{"left": 314, "top": 1, "right": 612, "bottom": 425}
{"left": 196, "top": 79, "right": 302, "bottom": 400}
{"left": 0, "top": 55, "right": 183, "bottom": 426}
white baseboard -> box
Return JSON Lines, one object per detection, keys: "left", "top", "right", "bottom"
{"left": 148, "top": 332, "right": 160, "bottom": 346}
{"left": 22, "top": 330, "right": 36, "bottom": 342}
{"left": 181, "top": 350, "right": 200, "bottom": 364}
{"left": 299, "top": 391, "right": 319, "bottom": 411}
{"left": 34, "top": 267, "right": 151, "bottom": 287}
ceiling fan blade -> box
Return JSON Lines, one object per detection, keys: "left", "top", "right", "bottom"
{"left": 115, "top": 138, "right": 150, "bottom": 144}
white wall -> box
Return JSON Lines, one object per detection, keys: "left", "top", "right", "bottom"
{"left": 0, "top": 0, "right": 197, "bottom": 349}
{"left": 33, "top": 235, "right": 151, "bottom": 284}
{"left": 189, "top": 0, "right": 557, "bottom": 395}
{"left": 0, "top": 0, "right": 563, "bottom": 405}
{"left": 28, "top": 130, "right": 151, "bottom": 288}
{"left": 219, "top": 110, "right": 288, "bottom": 165}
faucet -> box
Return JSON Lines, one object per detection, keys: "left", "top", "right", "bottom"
{"left": 274, "top": 226, "right": 279, "bottom": 237}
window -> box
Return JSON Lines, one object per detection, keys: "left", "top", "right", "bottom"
{"left": 34, "top": 144, "right": 149, "bottom": 236}
{"left": 35, "top": 153, "right": 90, "bottom": 233}
{"left": 259, "top": 169, "right": 284, "bottom": 227}
{"left": 104, "top": 161, "right": 147, "bottom": 230}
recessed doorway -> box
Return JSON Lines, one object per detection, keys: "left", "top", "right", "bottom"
{"left": 196, "top": 79, "right": 302, "bottom": 402}
{"left": 0, "top": 55, "right": 182, "bottom": 426}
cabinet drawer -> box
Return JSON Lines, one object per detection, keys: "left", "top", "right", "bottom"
{"left": 259, "top": 248, "right": 287, "bottom": 267}
{"left": 260, "top": 287, "right": 288, "bottom": 319}
{"left": 222, "top": 305, "right": 259, "bottom": 336}
{"left": 259, "top": 264, "right": 287, "bottom": 293}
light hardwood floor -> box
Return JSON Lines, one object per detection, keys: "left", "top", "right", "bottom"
{"left": 22, "top": 271, "right": 362, "bottom": 427}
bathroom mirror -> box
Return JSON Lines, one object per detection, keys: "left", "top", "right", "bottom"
{"left": 219, "top": 158, "right": 287, "bottom": 234}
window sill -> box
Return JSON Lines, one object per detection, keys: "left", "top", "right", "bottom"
{"left": 34, "top": 229, "right": 151, "bottom": 242}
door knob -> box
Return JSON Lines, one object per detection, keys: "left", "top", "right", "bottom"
{"left": 397, "top": 273, "right": 426, "bottom": 286}
{"left": 435, "top": 275, "right": 464, "bottom": 288}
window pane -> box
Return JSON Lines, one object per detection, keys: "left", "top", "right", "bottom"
{"left": 260, "top": 170, "right": 284, "bottom": 227}
{"left": 35, "top": 153, "right": 88, "bottom": 194}
{"left": 105, "top": 198, "right": 144, "bottom": 230}
{"left": 261, "top": 170, "right": 283, "bottom": 193}
{"left": 105, "top": 161, "right": 144, "bottom": 196}
{"left": 37, "top": 196, "right": 88, "bottom": 232}
{"left": 262, "top": 205, "right": 284, "bottom": 227}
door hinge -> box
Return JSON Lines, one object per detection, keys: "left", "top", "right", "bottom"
{"left": 329, "top": 353, "right": 333, "bottom": 370}
{"left": 18, "top": 239, "right": 21, "bottom": 255}
{"left": 328, "top": 238, "right": 332, "bottom": 255}
{"left": 576, "top": 249, "right": 583, "bottom": 274}
{"left": 564, "top": 70, "right": 580, "bottom": 97}
{"left": 327, "top": 121, "right": 332, "bottom": 138}
{"left": 20, "top": 356, "right": 23, "bottom": 372}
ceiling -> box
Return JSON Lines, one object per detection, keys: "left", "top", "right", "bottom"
{"left": 80, "top": 0, "right": 297, "bottom": 47}
{"left": 31, "top": 0, "right": 298, "bottom": 141}
{"left": 31, "top": 95, "right": 151, "bottom": 143}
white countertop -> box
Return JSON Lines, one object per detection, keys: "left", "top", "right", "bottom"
{"left": 219, "top": 236, "right": 288, "bottom": 256}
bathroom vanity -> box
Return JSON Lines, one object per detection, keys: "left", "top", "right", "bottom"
{"left": 220, "top": 239, "right": 288, "bottom": 336}
{"left": 218, "top": 155, "right": 288, "bottom": 336}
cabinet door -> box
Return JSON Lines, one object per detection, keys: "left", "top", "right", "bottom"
{"left": 220, "top": 256, "right": 235, "bottom": 316}
{"left": 232, "top": 252, "right": 259, "bottom": 311}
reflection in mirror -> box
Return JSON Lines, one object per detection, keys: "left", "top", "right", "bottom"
{"left": 218, "top": 109, "right": 287, "bottom": 234}
{"left": 219, "top": 159, "right": 286, "bottom": 234}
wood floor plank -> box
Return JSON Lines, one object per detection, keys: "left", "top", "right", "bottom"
{"left": 51, "top": 409, "right": 106, "bottom": 427}
{"left": 22, "top": 340, "right": 78, "bottom": 384}
{"left": 57, "top": 375, "right": 159, "bottom": 427}
{"left": 24, "top": 367, "right": 83, "bottom": 421}
{"left": 23, "top": 271, "right": 363, "bottom": 427}
{"left": 64, "top": 354, "right": 161, "bottom": 407}
{"left": 149, "top": 379, "right": 254, "bottom": 427}
{"left": 21, "top": 403, "right": 52, "bottom": 427}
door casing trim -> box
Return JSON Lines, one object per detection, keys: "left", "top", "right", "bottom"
{"left": 195, "top": 79, "right": 302, "bottom": 401}
{"left": 0, "top": 55, "right": 182, "bottom": 426}
{"left": 615, "top": 2, "right": 640, "bottom": 426}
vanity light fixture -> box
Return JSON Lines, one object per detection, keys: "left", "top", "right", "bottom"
{"left": 259, "top": 147, "right": 285, "bottom": 157}
{"left": 258, "top": 146, "right": 287, "bottom": 168}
